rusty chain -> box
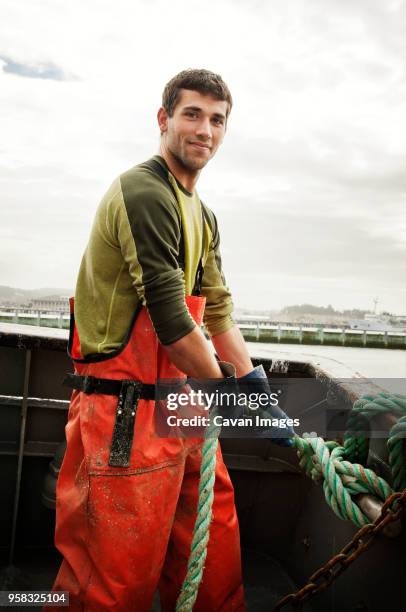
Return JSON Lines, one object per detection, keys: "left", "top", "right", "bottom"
{"left": 273, "top": 488, "right": 406, "bottom": 611}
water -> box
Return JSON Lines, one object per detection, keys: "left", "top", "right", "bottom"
{"left": 1, "top": 321, "right": 404, "bottom": 388}
{"left": 247, "top": 341, "right": 406, "bottom": 382}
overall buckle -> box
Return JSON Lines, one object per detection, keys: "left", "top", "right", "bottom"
{"left": 82, "top": 375, "right": 96, "bottom": 394}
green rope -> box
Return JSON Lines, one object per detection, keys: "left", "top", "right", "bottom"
{"left": 292, "top": 436, "right": 392, "bottom": 528}
{"left": 177, "top": 392, "right": 406, "bottom": 610}
{"left": 175, "top": 416, "right": 221, "bottom": 612}
{"left": 293, "top": 392, "right": 406, "bottom": 529}
{"left": 344, "top": 392, "right": 406, "bottom": 464}
{"left": 388, "top": 415, "right": 406, "bottom": 491}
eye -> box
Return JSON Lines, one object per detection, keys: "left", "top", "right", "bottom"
{"left": 212, "top": 117, "right": 224, "bottom": 126}
{"left": 185, "top": 111, "right": 198, "bottom": 119}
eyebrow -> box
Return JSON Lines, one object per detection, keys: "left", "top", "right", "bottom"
{"left": 182, "top": 105, "right": 226, "bottom": 120}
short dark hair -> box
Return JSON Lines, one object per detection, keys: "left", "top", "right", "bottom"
{"left": 162, "top": 69, "right": 233, "bottom": 117}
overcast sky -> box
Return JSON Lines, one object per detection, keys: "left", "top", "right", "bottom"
{"left": 1, "top": 0, "right": 405, "bottom": 314}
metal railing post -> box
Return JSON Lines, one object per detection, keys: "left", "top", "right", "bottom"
{"left": 8, "top": 349, "right": 31, "bottom": 566}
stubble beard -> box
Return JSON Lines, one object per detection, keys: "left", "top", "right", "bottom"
{"left": 168, "top": 134, "right": 212, "bottom": 172}
{"left": 179, "top": 153, "right": 207, "bottom": 172}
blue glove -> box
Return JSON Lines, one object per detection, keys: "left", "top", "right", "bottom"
{"left": 238, "top": 365, "right": 296, "bottom": 446}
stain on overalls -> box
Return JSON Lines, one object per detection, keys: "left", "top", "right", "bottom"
{"left": 51, "top": 294, "right": 245, "bottom": 611}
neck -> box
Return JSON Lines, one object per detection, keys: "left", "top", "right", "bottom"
{"left": 159, "top": 143, "right": 200, "bottom": 193}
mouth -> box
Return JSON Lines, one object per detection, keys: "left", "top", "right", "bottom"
{"left": 189, "top": 141, "right": 211, "bottom": 151}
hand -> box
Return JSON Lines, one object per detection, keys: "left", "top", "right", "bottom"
{"left": 237, "top": 365, "right": 296, "bottom": 447}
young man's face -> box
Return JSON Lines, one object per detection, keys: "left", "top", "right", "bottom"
{"left": 159, "top": 89, "right": 228, "bottom": 172}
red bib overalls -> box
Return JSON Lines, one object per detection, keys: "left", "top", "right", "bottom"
{"left": 52, "top": 295, "right": 245, "bottom": 611}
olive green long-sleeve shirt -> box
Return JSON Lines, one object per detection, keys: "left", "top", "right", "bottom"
{"left": 75, "top": 156, "right": 234, "bottom": 357}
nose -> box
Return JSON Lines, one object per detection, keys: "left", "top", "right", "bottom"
{"left": 195, "top": 117, "right": 212, "bottom": 141}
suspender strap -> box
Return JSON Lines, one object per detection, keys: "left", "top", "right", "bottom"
{"left": 192, "top": 206, "right": 210, "bottom": 296}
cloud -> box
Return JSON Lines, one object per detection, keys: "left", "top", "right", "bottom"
{"left": 0, "top": 54, "right": 75, "bottom": 81}
{"left": 0, "top": 0, "right": 404, "bottom": 313}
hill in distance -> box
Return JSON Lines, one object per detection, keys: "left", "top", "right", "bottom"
{"left": 0, "top": 286, "right": 73, "bottom": 304}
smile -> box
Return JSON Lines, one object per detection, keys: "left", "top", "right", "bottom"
{"left": 189, "top": 142, "right": 211, "bottom": 150}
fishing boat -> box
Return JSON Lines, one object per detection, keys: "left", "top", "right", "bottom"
{"left": 0, "top": 322, "right": 405, "bottom": 611}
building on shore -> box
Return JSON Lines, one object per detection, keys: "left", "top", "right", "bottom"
{"left": 30, "top": 297, "right": 69, "bottom": 312}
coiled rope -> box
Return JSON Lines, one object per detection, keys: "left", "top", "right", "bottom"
{"left": 176, "top": 392, "right": 406, "bottom": 610}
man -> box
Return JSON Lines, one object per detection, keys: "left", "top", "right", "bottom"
{"left": 52, "top": 69, "right": 293, "bottom": 611}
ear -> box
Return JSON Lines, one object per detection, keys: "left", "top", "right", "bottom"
{"left": 157, "top": 106, "right": 168, "bottom": 134}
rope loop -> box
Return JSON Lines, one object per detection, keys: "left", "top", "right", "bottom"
{"left": 177, "top": 392, "right": 406, "bottom": 610}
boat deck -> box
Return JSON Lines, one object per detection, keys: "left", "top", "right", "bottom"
{"left": 1, "top": 548, "right": 306, "bottom": 612}
{"left": 1, "top": 323, "right": 404, "bottom": 611}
